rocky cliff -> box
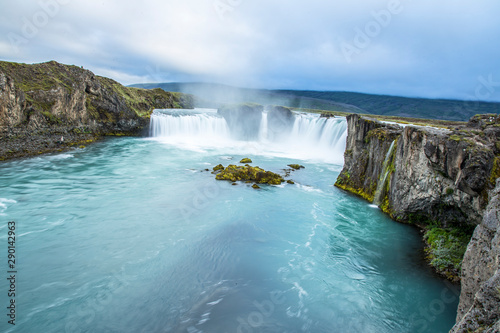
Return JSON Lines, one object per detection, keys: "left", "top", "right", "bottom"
{"left": 335, "top": 114, "right": 500, "bottom": 332}
{"left": 450, "top": 180, "right": 500, "bottom": 332}
{"left": 336, "top": 114, "right": 498, "bottom": 228}
{"left": 0, "top": 60, "right": 193, "bottom": 160}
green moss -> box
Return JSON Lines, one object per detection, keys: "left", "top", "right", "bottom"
{"left": 240, "top": 158, "right": 252, "bottom": 163}
{"left": 490, "top": 157, "right": 500, "bottom": 185}
{"left": 423, "top": 227, "right": 471, "bottom": 281}
{"left": 212, "top": 164, "right": 224, "bottom": 172}
{"left": 215, "top": 164, "right": 284, "bottom": 185}
{"left": 287, "top": 164, "right": 305, "bottom": 170}
{"left": 366, "top": 128, "right": 391, "bottom": 141}
{"left": 334, "top": 182, "right": 375, "bottom": 202}
{"left": 380, "top": 196, "right": 391, "bottom": 215}
{"left": 40, "top": 108, "right": 61, "bottom": 124}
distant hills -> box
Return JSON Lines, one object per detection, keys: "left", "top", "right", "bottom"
{"left": 130, "top": 82, "right": 500, "bottom": 122}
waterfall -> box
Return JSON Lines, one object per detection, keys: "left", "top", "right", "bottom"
{"left": 258, "top": 112, "right": 269, "bottom": 141}
{"left": 149, "top": 109, "right": 348, "bottom": 164}
{"left": 373, "top": 140, "right": 397, "bottom": 206}
{"left": 287, "top": 114, "right": 348, "bottom": 161}
{"left": 149, "top": 109, "right": 229, "bottom": 138}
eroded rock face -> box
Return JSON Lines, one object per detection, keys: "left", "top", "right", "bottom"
{"left": 0, "top": 73, "right": 25, "bottom": 129}
{"left": 335, "top": 114, "right": 500, "bottom": 332}
{"left": 450, "top": 180, "right": 500, "bottom": 333}
{"left": 266, "top": 105, "right": 294, "bottom": 141}
{"left": 0, "top": 60, "right": 194, "bottom": 160}
{"left": 217, "top": 103, "right": 263, "bottom": 140}
{"left": 335, "top": 114, "right": 402, "bottom": 202}
{"left": 336, "top": 114, "right": 498, "bottom": 229}
{"left": 390, "top": 126, "right": 491, "bottom": 228}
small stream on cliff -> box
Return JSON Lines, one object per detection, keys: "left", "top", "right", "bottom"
{"left": 0, "top": 109, "right": 459, "bottom": 332}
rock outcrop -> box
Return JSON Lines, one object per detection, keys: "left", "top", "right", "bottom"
{"left": 213, "top": 164, "right": 284, "bottom": 185}
{"left": 265, "top": 105, "right": 294, "bottom": 141}
{"left": 335, "top": 114, "right": 500, "bottom": 332}
{"left": 0, "top": 60, "right": 193, "bottom": 160}
{"left": 217, "top": 103, "right": 263, "bottom": 141}
{"left": 450, "top": 180, "right": 500, "bottom": 332}
{"left": 336, "top": 114, "right": 499, "bottom": 229}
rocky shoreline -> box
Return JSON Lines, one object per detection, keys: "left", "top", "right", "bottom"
{"left": 0, "top": 60, "right": 193, "bottom": 161}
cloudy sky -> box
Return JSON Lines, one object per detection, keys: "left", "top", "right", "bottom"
{"left": 1, "top": 0, "right": 499, "bottom": 101}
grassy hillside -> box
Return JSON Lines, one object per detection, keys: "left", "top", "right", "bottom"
{"left": 276, "top": 90, "right": 500, "bottom": 121}
{"left": 130, "top": 82, "right": 365, "bottom": 114}
{"left": 0, "top": 60, "right": 193, "bottom": 161}
{"left": 0, "top": 61, "right": 193, "bottom": 119}
{"left": 131, "top": 82, "right": 500, "bottom": 121}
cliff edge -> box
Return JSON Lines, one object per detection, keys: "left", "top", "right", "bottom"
{"left": 450, "top": 180, "right": 500, "bottom": 332}
{"left": 0, "top": 60, "right": 193, "bottom": 160}
{"left": 335, "top": 114, "right": 500, "bottom": 331}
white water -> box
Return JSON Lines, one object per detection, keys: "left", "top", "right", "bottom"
{"left": 373, "top": 140, "right": 397, "bottom": 206}
{"left": 150, "top": 109, "right": 348, "bottom": 164}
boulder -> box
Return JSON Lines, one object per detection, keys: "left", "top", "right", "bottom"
{"left": 266, "top": 105, "right": 295, "bottom": 140}
{"left": 218, "top": 103, "right": 263, "bottom": 140}
{"left": 215, "top": 164, "right": 284, "bottom": 185}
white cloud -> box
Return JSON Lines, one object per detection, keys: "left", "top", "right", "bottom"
{"left": 0, "top": 0, "right": 499, "bottom": 100}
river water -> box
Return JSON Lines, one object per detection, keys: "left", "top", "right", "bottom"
{"left": 0, "top": 109, "right": 459, "bottom": 332}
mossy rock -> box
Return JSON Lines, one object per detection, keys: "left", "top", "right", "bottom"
{"left": 215, "top": 164, "right": 284, "bottom": 185}
{"left": 288, "top": 164, "right": 305, "bottom": 170}
{"left": 287, "top": 180, "right": 295, "bottom": 184}
{"left": 212, "top": 164, "right": 224, "bottom": 172}
{"left": 252, "top": 184, "right": 261, "bottom": 189}
{"left": 240, "top": 158, "right": 252, "bottom": 163}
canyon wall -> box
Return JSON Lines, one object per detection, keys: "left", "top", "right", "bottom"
{"left": 335, "top": 114, "right": 500, "bottom": 332}
{"left": 0, "top": 60, "right": 193, "bottom": 160}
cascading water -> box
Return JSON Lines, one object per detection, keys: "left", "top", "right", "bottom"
{"left": 149, "top": 109, "right": 229, "bottom": 138}
{"left": 150, "top": 108, "right": 348, "bottom": 164}
{"left": 373, "top": 140, "right": 397, "bottom": 206}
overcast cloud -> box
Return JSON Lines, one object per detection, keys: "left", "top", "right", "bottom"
{"left": 1, "top": 0, "right": 499, "bottom": 101}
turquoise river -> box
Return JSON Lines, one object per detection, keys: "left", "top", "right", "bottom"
{"left": 0, "top": 109, "right": 459, "bottom": 332}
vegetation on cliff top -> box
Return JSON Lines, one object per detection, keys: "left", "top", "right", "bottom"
{"left": 303, "top": 109, "right": 466, "bottom": 129}
{"left": 0, "top": 60, "right": 194, "bottom": 161}
{"left": 0, "top": 60, "right": 194, "bottom": 122}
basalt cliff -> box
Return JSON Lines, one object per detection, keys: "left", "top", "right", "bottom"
{"left": 0, "top": 60, "right": 193, "bottom": 160}
{"left": 335, "top": 114, "right": 500, "bottom": 332}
